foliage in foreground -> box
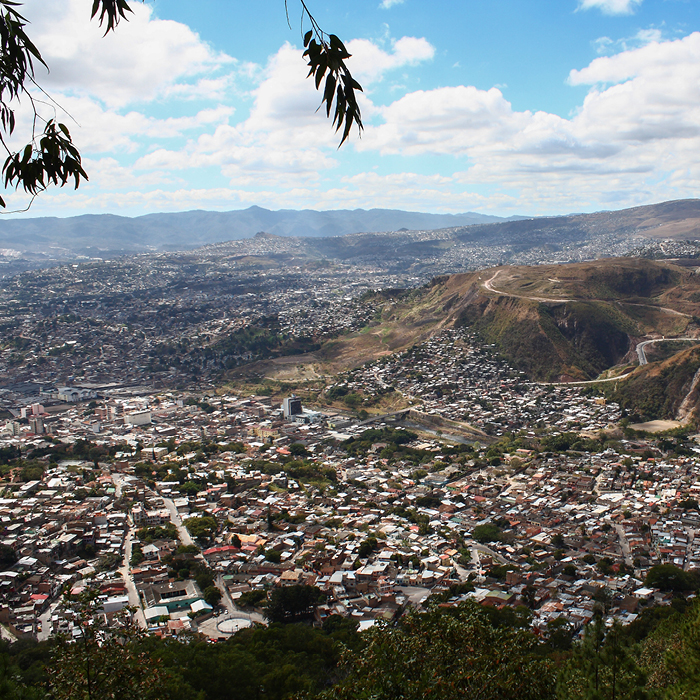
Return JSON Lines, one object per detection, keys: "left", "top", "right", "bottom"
{"left": 318, "top": 603, "right": 555, "bottom": 700}
{"left": 6, "top": 595, "right": 700, "bottom": 699}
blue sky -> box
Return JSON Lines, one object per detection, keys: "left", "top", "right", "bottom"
{"left": 9, "top": 0, "right": 700, "bottom": 218}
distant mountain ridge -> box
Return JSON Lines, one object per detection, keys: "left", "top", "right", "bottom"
{"left": 2, "top": 199, "right": 700, "bottom": 277}
{"left": 0, "top": 206, "right": 522, "bottom": 257}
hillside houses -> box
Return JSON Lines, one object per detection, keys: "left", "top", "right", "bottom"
{"left": 0, "top": 337, "right": 698, "bottom": 641}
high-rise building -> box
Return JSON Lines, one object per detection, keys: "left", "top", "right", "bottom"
{"left": 282, "top": 395, "right": 302, "bottom": 419}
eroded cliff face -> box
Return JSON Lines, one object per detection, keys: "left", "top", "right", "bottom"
{"left": 606, "top": 346, "right": 700, "bottom": 422}
{"left": 547, "top": 303, "right": 633, "bottom": 371}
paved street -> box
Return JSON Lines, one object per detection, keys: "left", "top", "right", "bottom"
{"left": 118, "top": 526, "right": 147, "bottom": 629}
{"left": 162, "top": 497, "right": 195, "bottom": 547}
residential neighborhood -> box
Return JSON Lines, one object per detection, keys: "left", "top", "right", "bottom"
{"left": 0, "top": 329, "right": 696, "bottom": 644}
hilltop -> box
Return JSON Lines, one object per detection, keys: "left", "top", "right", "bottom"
{"left": 278, "top": 257, "right": 700, "bottom": 422}
{"left": 314, "top": 258, "right": 694, "bottom": 375}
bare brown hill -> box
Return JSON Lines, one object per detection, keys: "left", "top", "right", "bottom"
{"left": 600, "top": 345, "right": 700, "bottom": 424}
{"left": 314, "top": 258, "right": 700, "bottom": 385}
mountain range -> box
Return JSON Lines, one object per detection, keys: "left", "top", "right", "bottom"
{"left": 0, "top": 199, "right": 700, "bottom": 272}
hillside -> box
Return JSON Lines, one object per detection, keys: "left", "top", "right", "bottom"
{"left": 451, "top": 198, "right": 700, "bottom": 247}
{"left": 316, "top": 258, "right": 696, "bottom": 375}
{"left": 599, "top": 345, "right": 700, "bottom": 423}
{"left": 280, "top": 258, "right": 700, "bottom": 421}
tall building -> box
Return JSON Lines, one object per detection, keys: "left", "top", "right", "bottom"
{"left": 282, "top": 395, "right": 302, "bottom": 419}
{"left": 126, "top": 410, "right": 152, "bottom": 426}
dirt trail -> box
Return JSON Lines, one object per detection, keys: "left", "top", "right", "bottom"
{"left": 481, "top": 269, "right": 692, "bottom": 318}
{"left": 481, "top": 270, "right": 572, "bottom": 303}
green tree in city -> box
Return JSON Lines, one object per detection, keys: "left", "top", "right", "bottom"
{"left": 663, "top": 600, "right": 700, "bottom": 699}
{"left": 645, "top": 564, "right": 699, "bottom": 592}
{"left": 265, "top": 584, "right": 325, "bottom": 624}
{"left": 45, "top": 591, "right": 169, "bottom": 700}
{"left": 472, "top": 523, "right": 502, "bottom": 543}
{"left": 288, "top": 442, "right": 309, "bottom": 457}
{"left": 184, "top": 515, "right": 217, "bottom": 543}
{"left": 203, "top": 586, "right": 222, "bottom": 608}
{"left": 0, "top": 543, "right": 16, "bottom": 569}
{"left": 557, "top": 619, "right": 648, "bottom": 700}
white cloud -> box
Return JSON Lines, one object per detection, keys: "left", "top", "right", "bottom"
{"left": 80, "top": 158, "right": 184, "bottom": 189}
{"left": 595, "top": 28, "right": 663, "bottom": 55}
{"left": 569, "top": 31, "right": 700, "bottom": 86}
{"left": 346, "top": 36, "right": 435, "bottom": 84}
{"left": 127, "top": 37, "right": 436, "bottom": 188}
{"left": 379, "top": 0, "right": 405, "bottom": 8}
{"left": 577, "top": 0, "right": 643, "bottom": 15}
{"left": 348, "top": 31, "right": 700, "bottom": 213}
{"left": 357, "top": 86, "right": 528, "bottom": 156}
{"left": 22, "top": 0, "right": 235, "bottom": 108}
{"left": 7, "top": 93, "right": 234, "bottom": 155}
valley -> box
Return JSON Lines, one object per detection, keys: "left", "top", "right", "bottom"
{"left": 3, "top": 212, "right": 700, "bottom": 691}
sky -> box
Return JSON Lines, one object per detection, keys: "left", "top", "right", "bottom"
{"left": 7, "top": 0, "right": 700, "bottom": 218}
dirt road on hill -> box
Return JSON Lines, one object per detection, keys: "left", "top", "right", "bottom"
{"left": 481, "top": 269, "right": 693, "bottom": 319}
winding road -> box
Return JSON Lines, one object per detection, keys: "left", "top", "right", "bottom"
{"left": 481, "top": 269, "right": 693, "bottom": 319}
{"left": 635, "top": 337, "right": 700, "bottom": 365}
{"left": 481, "top": 269, "right": 700, "bottom": 383}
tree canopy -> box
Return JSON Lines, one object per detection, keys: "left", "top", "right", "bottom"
{"left": 645, "top": 564, "right": 700, "bottom": 593}
{"left": 265, "top": 584, "right": 326, "bottom": 624}
{"left": 7, "top": 598, "right": 700, "bottom": 699}
{"left": 319, "top": 603, "right": 556, "bottom": 700}
{"left": 184, "top": 515, "right": 218, "bottom": 543}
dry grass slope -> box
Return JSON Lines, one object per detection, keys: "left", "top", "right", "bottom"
{"left": 232, "top": 258, "right": 700, "bottom": 421}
